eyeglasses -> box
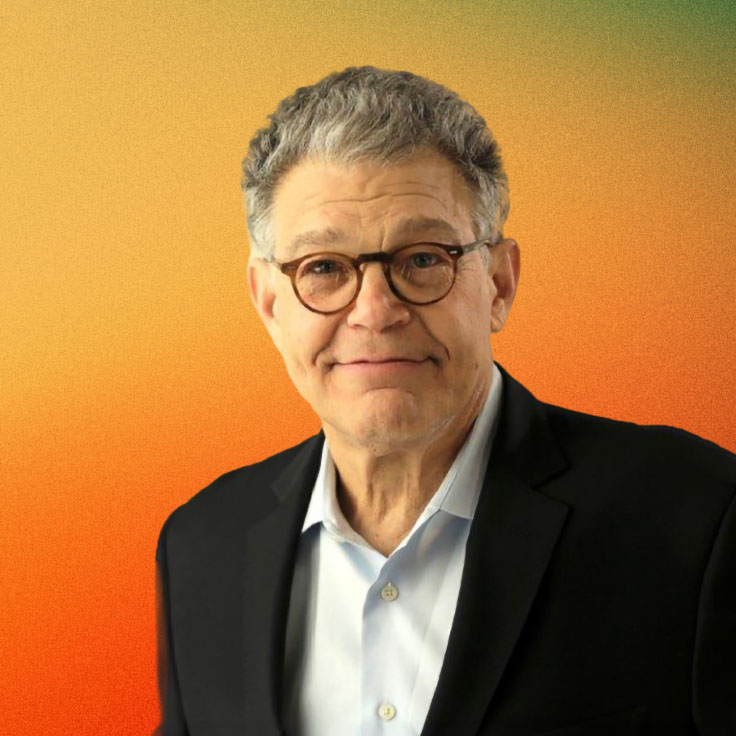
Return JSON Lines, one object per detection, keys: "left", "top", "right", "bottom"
{"left": 266, "top": 237, "right": 496, "bottom": 315}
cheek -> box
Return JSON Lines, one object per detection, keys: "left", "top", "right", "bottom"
{"left": 280, "top": 314, "right": 334, "bottom": 383}
{"left": 441, "top": 292, "right": 493, "bottom": 369}
{"left": 283, "top": 327, "right": 314, "bottom": 371}
{"left": 453, "top": 268, "right": 492, "bottom": 311}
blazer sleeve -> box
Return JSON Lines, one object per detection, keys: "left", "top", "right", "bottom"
{"left": 693, "top": 488, "right": 736, "bottom": 734}
{"left": 153, "top": 512, "right": 189, "bottom": 736}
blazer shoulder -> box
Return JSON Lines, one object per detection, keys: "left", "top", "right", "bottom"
{"left": 155, "top": 433, "right": 323, "bottom": 562}
{"left": 543, "top": 401, "right": 736, "bottom": 487}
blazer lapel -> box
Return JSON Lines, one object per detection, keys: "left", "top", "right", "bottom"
{"left": 240, "top": 433, "right": 324, "bottom": 735}
{"left": 421, "top": 366, "right": 570, "bottom": 736}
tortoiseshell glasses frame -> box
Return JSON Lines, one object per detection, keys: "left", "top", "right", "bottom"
{"left": 266, "top": 237, "right": 497, "bottom": 315}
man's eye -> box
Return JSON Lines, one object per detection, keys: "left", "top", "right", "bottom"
{"left": 409, "top": 252, "right": 441, "bottom": 268}
{"left": 305, "top": 259, "right": 347, "bottom": 275}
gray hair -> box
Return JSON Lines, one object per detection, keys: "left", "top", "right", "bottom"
{"left": 241, "top": 65, "right": 510, "bottom": 260}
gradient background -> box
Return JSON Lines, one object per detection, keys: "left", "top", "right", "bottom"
{"left": 2, "top": 0, "right": 735, "bottom": 733}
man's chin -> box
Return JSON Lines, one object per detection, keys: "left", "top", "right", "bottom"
{"left": 324, "top": 400, "right": 448, "bottom": 453}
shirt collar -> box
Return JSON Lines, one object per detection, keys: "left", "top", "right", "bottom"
{"left": 301, "top": 362, "right": 504, "bottom": 535}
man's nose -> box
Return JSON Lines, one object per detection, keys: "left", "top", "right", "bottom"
{"left": 345, "top": 262, "right": 411, "bottom": 330}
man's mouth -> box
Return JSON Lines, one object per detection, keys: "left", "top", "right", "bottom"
{"left": 333, "top": 358, "right": 431, "bottom": 373}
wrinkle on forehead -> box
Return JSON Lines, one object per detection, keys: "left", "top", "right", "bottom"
{"left": 293, "top": 176, "right": 466, "bottom": 216}
{"left": 285, "top": 215, "right": 464, "bottom": 259}
{"left": 272, "top": 153, "right": 475, "bottom": 258}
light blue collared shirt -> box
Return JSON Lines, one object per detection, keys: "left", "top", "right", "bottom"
{"left": 281, "top": 364, "right": 503, "bottom": 736}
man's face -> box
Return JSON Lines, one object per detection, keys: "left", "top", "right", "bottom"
{"left": 248, "top": 148, "right": 518, "bottom": 453}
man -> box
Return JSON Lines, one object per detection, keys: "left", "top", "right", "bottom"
{"left": 155, "top": 66, "right": 736, "bottom": 735}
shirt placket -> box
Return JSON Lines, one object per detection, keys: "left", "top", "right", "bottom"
{"left": 360, "top": 545, "right": 414, "bottom": 736}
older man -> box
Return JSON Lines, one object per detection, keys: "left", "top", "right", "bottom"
{"left": 155, "top": 67, "right": 736, "bottom": 735}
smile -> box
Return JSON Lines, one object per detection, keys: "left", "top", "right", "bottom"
{"left": 334, "top": 359, "right": 430, "bottom": 373}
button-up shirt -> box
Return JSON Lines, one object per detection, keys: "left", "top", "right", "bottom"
{"left": 281, "top": 364, "right": 503, "bottom": 736}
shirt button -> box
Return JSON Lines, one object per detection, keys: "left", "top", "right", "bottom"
{"left": 380, "top": 582, "right": 399, "bottom": 602}
{"left": 378, "top": 703, "right": 397, "bottom": 720}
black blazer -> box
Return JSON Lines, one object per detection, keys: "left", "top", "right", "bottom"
{"left": 154, "top": 365, "right": 736, "bottom": 735}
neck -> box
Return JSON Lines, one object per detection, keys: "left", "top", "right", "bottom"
{"left": 323, "top": 377, "right": 491, "bottom": 556}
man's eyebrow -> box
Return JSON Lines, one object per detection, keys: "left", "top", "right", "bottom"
{"left": 286, "top": 227, "right": 348, "bottom": 258}
{"left": 285, "top": 217, "right": 463, "bottom": 259}
{"left": 391, "top": 216, "right": 462, "bottom": 243}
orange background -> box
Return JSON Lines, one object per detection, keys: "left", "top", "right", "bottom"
{"left": 2, "top": 1, "right": 734, "bottom": 733}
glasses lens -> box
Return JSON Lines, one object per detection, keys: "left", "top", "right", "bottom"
{"left": 390, "top": 244, "right": 455, "bottom": 303}
{"left": 296, "top": 254, "right": 357, "bottom": 312}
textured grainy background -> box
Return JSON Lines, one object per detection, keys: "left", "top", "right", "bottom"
{"left": 2, "top": 0, "right": 734, "bottom": 732}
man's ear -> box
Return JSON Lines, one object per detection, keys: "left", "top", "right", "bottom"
{"left": 248, "top": 256, "right": 282, "bottom": 350}
{"left": 489, "top": 238, "right": 520, "bottom": 333}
